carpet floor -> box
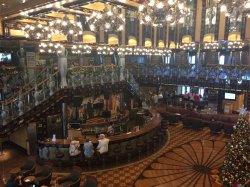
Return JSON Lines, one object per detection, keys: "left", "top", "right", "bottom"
{"left": 1, "top": 123, "right": 229, "bottom": 187}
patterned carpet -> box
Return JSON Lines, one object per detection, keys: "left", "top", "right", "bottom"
{"left": 51, "top": 124, "right": 229, "bottom": 187}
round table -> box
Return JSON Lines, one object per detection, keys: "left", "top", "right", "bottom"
{"left": 9, "top": 167, "right": 20, "bottom": 175}
{"left": 23, "top": 176, "right": 36, "bottom": 186}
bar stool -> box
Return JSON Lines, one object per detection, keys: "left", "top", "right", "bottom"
{"left": 126, "top": 143, "right": 133, "bottom": 163}
{"left": 70, "top": 153, "right": 81, "bottom": 166}
{"left": 152, "top": 135, "right": 159, "bottom": 151}
{"left": 100, "top": 152, "right": 108, "bottom": 169}
{"left": 161, "top": 122, "right": 169, "bottom": 130}
{"left": 83, "top": 156, "right": 91, "bottom": 170}
{"left": 146, "top": 138, "right": 153, "bottom": 155}
{"left": 55, "top": 146, "right": 64, "bottom": 167}
{"left": 113, "top": 146, "right": 121, "bottom": 165}
{"left": 136, "top": 141, "right": 144, "bottom": 160}
{"left": 157, "top": 131, "right": 164, "bottom": 146}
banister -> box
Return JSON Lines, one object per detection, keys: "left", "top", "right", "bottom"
{"left": 5, "top": 65, "right": 51, "bottom": 104}
{"left": 6, "top": 70, "right": 59, "bottom": 105}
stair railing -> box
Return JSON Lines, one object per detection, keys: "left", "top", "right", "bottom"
{"left": 5, "top": 64, "right": 53, "bottom": 105}
{"left": 0, "top": 70, "right": 60, "bottom": 126}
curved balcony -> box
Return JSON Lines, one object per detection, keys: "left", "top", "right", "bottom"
{"left": 127, "top": 65, "right": 250, "bottom": 91}
{"left": 0, "top": 65, "right": 140, "bottom": 137}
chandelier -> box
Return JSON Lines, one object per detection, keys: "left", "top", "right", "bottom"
{"left": 39, "top": 42, "right": 64, "bottom": 54}
{"left": 21, "top": 21, "right": 52, "bottom": 40}
{"left": 117, "top": 46, "right": 133, "bottom": 56}
{"left": 138, "top": 0, "right": 189, "bottom": 27}
{"left": 133, "top": 47, "right": 148, "bottom": 55}
{"left": 203, "top": 42, "right": 219, "bottom": 50}
{"left": 71, "top": 44, "right": 92, "bottom": 54}
{"left": 87, "top": 4, "right": 125, "bottom": 32}
{"left": 49, "top": 15, "right": 83, "bottom": 36}
{"left": 97, "top": 45, "right": 115, "bottom": 55}
{"left": 219, "top": 0, "right": 250, "bottom": 31}
{"left": 227, "top": 41, "right": 245, "bottom": 49}
{"left": 181, "top": 43, "right": 196, "bottom": 51}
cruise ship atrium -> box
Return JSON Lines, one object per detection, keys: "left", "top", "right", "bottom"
{"left": 0, "top": 0, "right": 249, "bottom": 186}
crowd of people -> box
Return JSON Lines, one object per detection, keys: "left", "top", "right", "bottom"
{"left": 140, "top": 88, "right": 208, "bottom": 111}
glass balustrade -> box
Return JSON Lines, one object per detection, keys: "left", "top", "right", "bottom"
{"left": 0, "top": 65, "right": 140, "bottom": 131}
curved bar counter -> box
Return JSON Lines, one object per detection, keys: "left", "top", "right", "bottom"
{"left": 38, "top": 110, "right": 167, "bottom": 168}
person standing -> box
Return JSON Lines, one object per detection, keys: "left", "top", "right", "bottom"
{"left": 83, "top": 139, "right": 94, "bottom": 158}
{"left": 96, "top": 134, "right": 109, "bottom": 155}
{"left": 194, "top": 92, "right": 200, "bottom": 108}
{"left": 87, "top": 100, "right": 94, "bottom": 119}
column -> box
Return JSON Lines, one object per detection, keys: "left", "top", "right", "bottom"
{"left": 79, "top": 55, "right": 84, "bottom": 66}
{"left": 61, "top": 103, "right": 68, "bottom": 139}
{"left": 131, "top": 98, "right": 134, "bottom": 109}
{"left": 119, "top": 55, "right": 125, "bottom": 81}
{"left": 18, "top": 44, "right": 28, "bottom": 83}
{"left": 245, "top": 18, "right": 250, "bottom": 39}
{"left": 57, "top": 47, "right": 68, "bottom": 88}
{"left": 1, "top": 103, "right": 7, "bottom": 126}
{"left": 195, "top": 0, "right": 202, "bottom": 42}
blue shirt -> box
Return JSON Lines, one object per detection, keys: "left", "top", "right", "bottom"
{"left": 83, "top": 142, "right": 94, "bottom": 158}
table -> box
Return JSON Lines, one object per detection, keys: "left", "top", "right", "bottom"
{"left": 9, "top": 167, "right": 20, "bottom": 175}
{"left": 23, "top": 175, "right": 36, "bottom": 186}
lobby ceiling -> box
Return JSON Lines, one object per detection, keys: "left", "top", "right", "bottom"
{"left": 0, "top": 0, "right": 249, "bottom": 45}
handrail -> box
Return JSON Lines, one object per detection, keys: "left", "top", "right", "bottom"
{"left": 6, "top": 70, "right": 59, "bottom": 105}
{"left": 5, "top": 65, "right": 50, "bottom": 104}
{"left": 19, "top": 70, "right": 59, "bottom": 98}
{"left": 1, "top": 66, "right": 140, "bottom": 129}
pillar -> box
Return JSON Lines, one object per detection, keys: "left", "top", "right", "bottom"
{"left": 131, "top": 98, "right": 134, "bottom": 109}
{"left": 57, "top": 47, "right": 68, "bottom": 88}
{"left": 1, "top": 103, "right": 7, "bottom": 126}
{"left": 18, "top": 44, "right": 28, "bottom": 83}
{"left": 61, "top": 102, "right": 68, "bottom": 139}
{"left": 119, "top": 55, "right": 125, "bottom": 81}
{"left": 79, "top": 56, "right": 84, "bottom": 66}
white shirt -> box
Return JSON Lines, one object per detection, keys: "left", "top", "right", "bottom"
{"left": 97, "top": 138, "right": 109, "bottom": 154}
{"left": 69, "top": 141, "right": 81, "bottom": 156}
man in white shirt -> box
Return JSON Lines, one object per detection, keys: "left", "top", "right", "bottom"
{"left": 69, "top": 141, "right": 81, "bottom": 156}
{"left": 96, "top": 134, "right": 109, "bottom": 154}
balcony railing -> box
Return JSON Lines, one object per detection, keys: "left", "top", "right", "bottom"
{"left": 0, "top": 65, "right": 140, "bottom": 128}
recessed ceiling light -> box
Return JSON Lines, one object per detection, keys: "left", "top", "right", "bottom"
{"left": 1, "top": 3, "right": 6, "bottom": 6}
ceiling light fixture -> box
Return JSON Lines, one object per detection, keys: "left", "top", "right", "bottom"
{"left": 87, "top": 4, "right": 125, "bottom": 32}
{"left": 97, "top": 45, "right": 115, "bottom": 55}
{"left": 138, "top": 0, "right": 191, "bottom": 27}
{"left": 219, "top": 0, "right": 250, "bottom": 31}
{"left": 21, "top": 21, "right": 52, "bottom": 40}
{"left": 49, "top": 15, "right": 83, "bottom": 36}
{"left": 71, "top": 44, "right": 92, "bottom": 54}
{"left": 39, "top": 42, "right": 64, "bottom": 54}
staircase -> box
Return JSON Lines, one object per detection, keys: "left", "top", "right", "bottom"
{"left": 0, "top": 65, "right": 140, "bottom": 138}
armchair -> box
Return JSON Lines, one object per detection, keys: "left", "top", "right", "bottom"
{"left": 57, "top": 170, "right": 81, "bottom": 187}
{"left": 83, "top": 176, "right": 98, "bottom": 187}
{"left": 34, "top": 165, "right": 52, "bottom": 186}
{"left": 19, "top": 159, "right": 36, "bottom": 177}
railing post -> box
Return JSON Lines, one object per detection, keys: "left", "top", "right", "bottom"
{"left": 49, "top": 75, "right": 55, "bottom": 96}
{"left": 1, "top": 103, "right": 7, "bottom": 126}
{"left": 18, "top": 94, "right": 24, "bottom": 116}
{"left": 61, "top": 102, "right": 68, "bottom": 139}
{"left": 34, "top": 85, "right": 40, "bottom": 106}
